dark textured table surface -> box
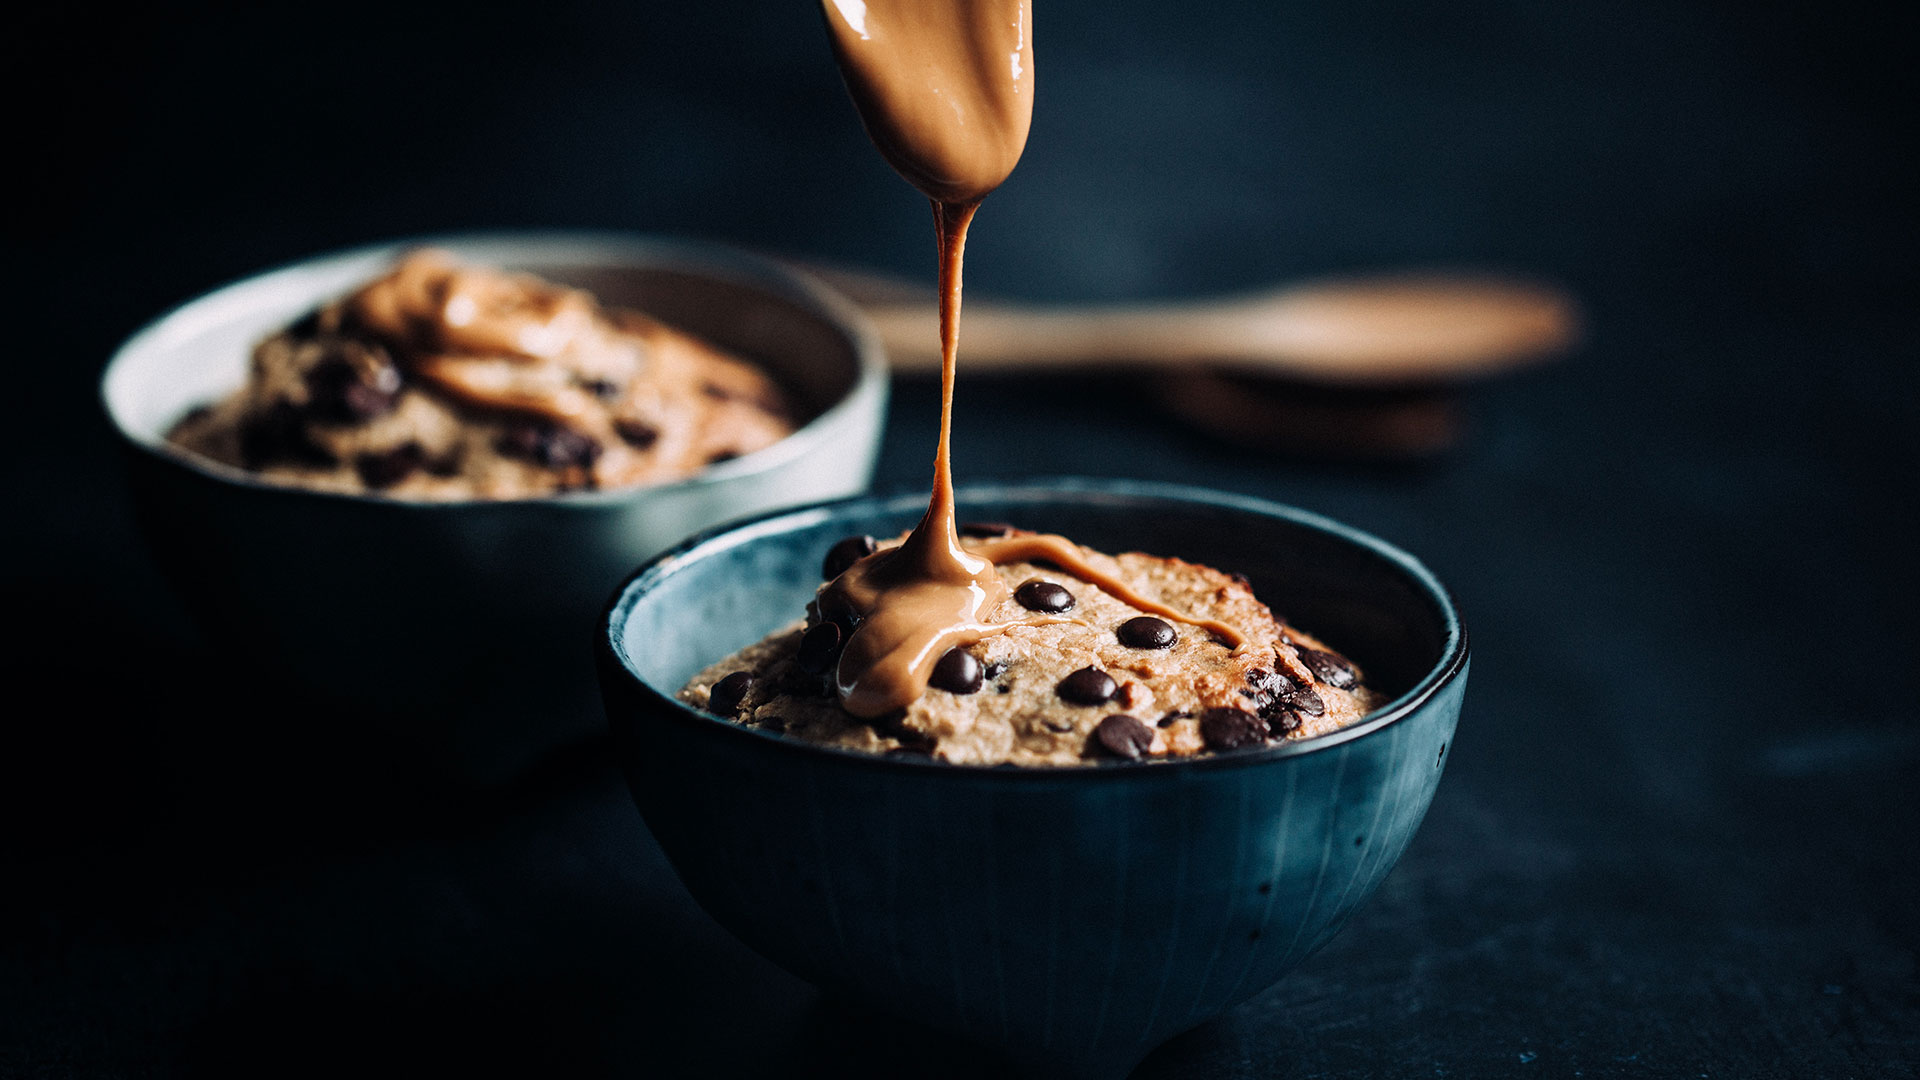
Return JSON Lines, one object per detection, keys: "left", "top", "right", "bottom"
{"left": 4, "top": 2, "right": 1915, "bottom": 1077}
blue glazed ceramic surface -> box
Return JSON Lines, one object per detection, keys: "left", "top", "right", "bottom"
{"left": 599, "top": 481, "right": 1468, "bottom": 1078}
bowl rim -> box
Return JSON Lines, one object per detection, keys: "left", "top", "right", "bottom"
{"left": 602, "top": 477, "right": 1469, "bottom": 779}
{"left": 97, "top": 229, "right": 889, "bottom": 510}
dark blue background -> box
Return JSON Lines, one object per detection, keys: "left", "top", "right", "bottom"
{"left": 5, "top": 1, "right": 1915, "bottom": 1076}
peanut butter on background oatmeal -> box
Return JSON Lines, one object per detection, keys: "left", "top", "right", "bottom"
{"left": 168, "top": 250, "right": 794, "bottom": 500}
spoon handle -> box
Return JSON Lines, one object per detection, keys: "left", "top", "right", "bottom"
{"left": 795, "top": 262, "right": 1580, "bottom": 385}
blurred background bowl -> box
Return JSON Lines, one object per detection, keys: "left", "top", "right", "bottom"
{"left": 101, "top": 232, "right": 887, "bottom": 785}
{"left": 598, "top": 480, "right": 1468, "bottom": 1077}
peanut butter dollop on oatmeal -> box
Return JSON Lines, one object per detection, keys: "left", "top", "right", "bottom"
{"left": 168, "top": 251, "right": 794, "bottom": 500}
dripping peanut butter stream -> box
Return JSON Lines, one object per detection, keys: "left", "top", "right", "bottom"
{"left": 820, "top": 0, "right": 1240, "bottom": 718}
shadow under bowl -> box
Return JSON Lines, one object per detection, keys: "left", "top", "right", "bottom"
{"left": 598, "top": 480, "right": 1469, "bottom": 1078}
{"left": 102, "top": 232, "right": 888, "bottom": 785}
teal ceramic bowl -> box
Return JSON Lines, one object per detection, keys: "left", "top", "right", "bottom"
{"left": 598, "top": 480, "right": 1468, "bottom": 1077}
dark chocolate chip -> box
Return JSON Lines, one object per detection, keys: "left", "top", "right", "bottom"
{"left": 1241, "top": 667, "right": 1323, "bottom": 731}
{"left": 1091, "top": 714, "right": 1155, "bottom": 760}
{"left": 1247, "top": 668, "right": 1292, "bottom": 694}
{"left": 613, "top": 418, "right": 659, "bottom": 448}
{"left": 496, "top": 421, "right": 602, "bottom": 469}
{"left": 1158, "top": 710, "right": 1190, "bottom": 728}
{"left": 959, "top": 521, "right": 1016, "bottom": 538}
{"left": 354, "top": 442, "right": 426, "bottom": 489}
{"left": 708, "top": 671, "right": 753, "bottom": 716}
{"left": 823, "top": 535, "right": 877, "bottom": 580}
{"left": 305, "top": 353, "right": 399, "bottom": 423}
{"left": 815, "top": 589, "right": 863, "bottom": 633}
{"left": 983, "top": 660, "right": 1008, "bottom": 680}
{"left": 1016, "top": 580, "right": 1075, "bottom": 613}
{"left": 795, "top": 622, "right": 843, "bottom": 676}
{"left": 1116, "top": 616, "right": 1177, "bottom": 649}
{"left": 1294, "top": 645, "right": 1358, "bottom": 690}
{"left": 1199, "top": 707, "right": 1268, "bottom": 751}
{"left": 929, "top": 648, "right": 984, "bottom": 694}
{"left": 1057, "top": 667, "right": 1117, "bottom": 705}
{"left": 1227, "top": 571, "right": 1252, "bottom": 588}
{"left": 1239, "top": 668, "right": 1288, "bottom": 711}
{"left": 1266, "top": 708, "right": 1304, "bottom": 737}
{"left": 1278, "top": 682, "right": 1326, "bottom": 717}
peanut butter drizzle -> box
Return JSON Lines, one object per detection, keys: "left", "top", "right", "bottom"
{"left": 346, "top": 250, "right": 608, "bottom": 429}
{"left": 821, "top": 0, "right": 1034, "bottom": 205}
{"left": 820, "top": 0, "right": 1242, "bottom": 719}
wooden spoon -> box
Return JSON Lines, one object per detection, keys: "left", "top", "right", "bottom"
{"left": 783, "top": 260, "right": 1580, "bottom": 455}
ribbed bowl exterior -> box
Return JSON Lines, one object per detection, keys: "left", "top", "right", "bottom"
{"left": 600, "top": 482, "right": 1468, "bottom": 1077}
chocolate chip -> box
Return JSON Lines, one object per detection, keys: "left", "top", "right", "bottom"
{"left": 815, "top": 589, "right": 863, "bottom": 632}
{"left": 354, "top": 442, "right": 426, "bottom": 489}
{"left": 1294, "top": 645, "right": 1358, "bottom": 690}
{"left": 795, "top": 622, "right": 842, "bottom": 676}
{"left": 1091, "top": 714, "right": 1154, "bottom": 760}
{"left": 823, "top": 535, "right": 877, "bottom": 579}
{"left": 305, "top": 352, "right": 400, "bottom": 423}
{"left": 1116, "top": 616, "right": 1177, "bottom": 649}
{"left": 983, "top": 660, "right": 1008, "bottom": 680}
{"left": 1016, "top": 580, "right": 1075, "bottom": 613}
{"left": 1158, "top": 710, "right": 1190, "bottom": 728}
{"left": 1227, "top": 571, "right": 1251, "bottom": 587}
{"left": 1241, "top": 668, "right": 1288, "bottom": 702}
{"left": 1199, "top": 707, "right": 1267, "bottom": 751}
{"left": 929, "top": 648, "right": 984, "bottom": 694}
{"left": 1241, "top": 667, "right": 1324, "bottom": 732}
{"left": 1278, "top": 682, "right": 1326, "bottom": 717}
{"left": 960, "top": 521, "right": 1015, "bottom": 538}
{"left": 1057, "top": 667, "right": 1116, "bottom": 705}
{"left": 496, "top": 421, "right": 602, "bottom": 470}
{"left": 708, "top": 671, "right": 753, "bottom": 716}
{"left": 613, "top": 418, "right": 659, "bottom": 448}
{"left": 578, "top": 377, "right": 622, "bottom": 400}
